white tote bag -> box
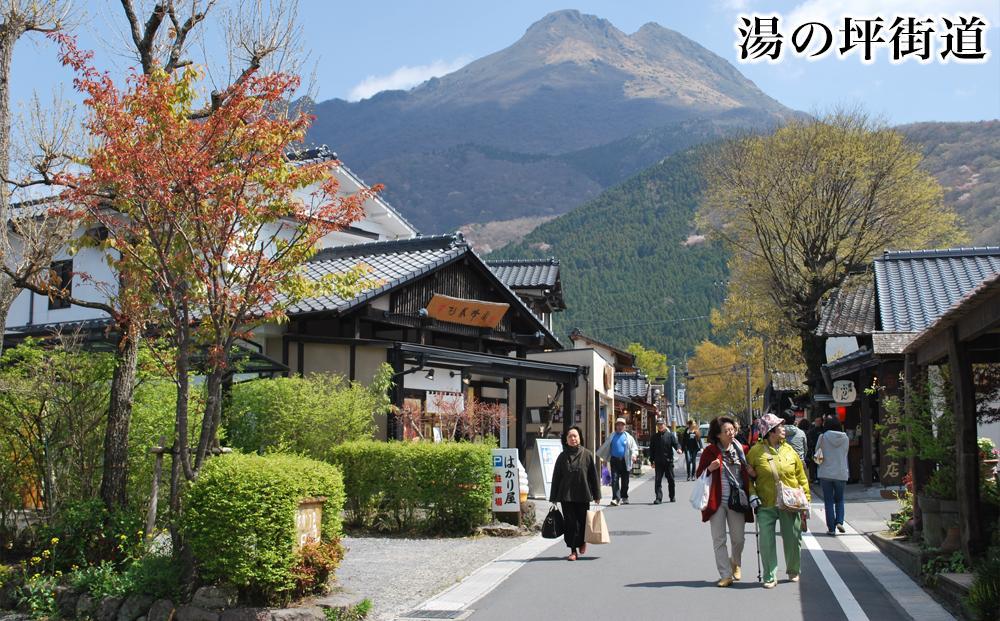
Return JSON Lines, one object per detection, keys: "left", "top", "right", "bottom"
{"left": 689, "top": 471, "right": 711, "bottom": 511}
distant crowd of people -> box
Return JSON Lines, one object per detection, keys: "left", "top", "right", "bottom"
{"left": 546, "top": 408, "right": 850, "bottom": 588}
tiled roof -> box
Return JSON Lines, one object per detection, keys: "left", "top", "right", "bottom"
{"left": 614, "top": 372, "right": 649, "bottom": 399}
{"left": 283, "top": 234, "right": 561, "bottom": 346}
{"left": 872, "top": 332, "right": 918, "bottom": 355}
{"left": 485, "top": 258, "right": 560, "bottom": 288}
{"left": 874, "top": 247, "right": 1000, "bottom": 333}
{"left": 816, "top": 278, "right": 876, "bottom": 336}
{"left": 905, "top": 270, "right": 1000, "bottom": 356}
{"left": 770, "top": 371, "right": 806, "bottom": 393}
{"left": 285, "top": 235, "right": 465, "bottom": 315}
{"left": 287, "top": 145, "right": 419, "bottom": 235}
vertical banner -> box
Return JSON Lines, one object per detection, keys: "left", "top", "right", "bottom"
{"left": 492, "top": 448, "right": 520, "bottom": 511}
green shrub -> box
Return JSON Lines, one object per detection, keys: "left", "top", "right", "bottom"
{"left": 68, "top": 554, "right": 181, "bottom": 601}
{"left": 182, "top": 453, "right": 345, "bottom": 603}
{"left": 967, "top": 543, "right": 1000, "bottom": 621}
{"left": 328, "top": 441, "right": 493, "bottom": 534}
{"left": 225, "top": 365, "right": 393, "bottom": 458}
{"left": 36, "top": 499, "right": 143, "bottom": 571}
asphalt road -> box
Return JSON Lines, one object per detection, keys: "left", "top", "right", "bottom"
{"left": 464, "top": 467, "right": 940, "bottom": 621}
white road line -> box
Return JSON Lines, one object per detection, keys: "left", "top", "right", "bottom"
{"left": 418, "top": 534, "right": 562, "bottom": 611}
{"left": 413, "top": 474, "right": 656, "bottom": 615}
{"left": 802, "top": 529, "right": 871, "bottom": 621}
{"left": 809, "top": 502, "right": 954, "bottom": 621}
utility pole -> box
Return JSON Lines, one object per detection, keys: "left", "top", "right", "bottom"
{"left": 744, "top": 363, "right": 753, "bottom": 430}
{"left": 670, "top": 365, "right": 677, "bottom": 426}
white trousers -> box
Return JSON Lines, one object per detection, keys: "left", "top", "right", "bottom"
{"left": 709, "top": 505, "right": 746, "bottom": 579}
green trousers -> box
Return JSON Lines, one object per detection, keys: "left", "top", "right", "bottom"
{"left": 756, "top": 507, "right": 802, "bottom": 582}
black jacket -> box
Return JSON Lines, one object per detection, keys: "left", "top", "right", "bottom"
{"left": 681, "top": 429, "right": 702, "bottom": 452}
{"left": 549, "top": 446, "right": 601, "bottom": 503}
{"left": 650, "top": 430, "right": 680, "bottom": 464}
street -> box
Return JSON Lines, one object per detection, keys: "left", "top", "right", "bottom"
{"left": 416, "top": 469, "right": 954, "bottom": 621}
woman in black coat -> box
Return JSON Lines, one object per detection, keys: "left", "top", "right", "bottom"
{"left": 548, "top": 425, "right": 602, "bottom": 560}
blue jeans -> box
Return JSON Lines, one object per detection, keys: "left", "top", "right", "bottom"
{"left": 610, "top": 457, "right": 630, "bottom": 500}
{"left": 820, "top": 479, "right": 846, "bottom": 532}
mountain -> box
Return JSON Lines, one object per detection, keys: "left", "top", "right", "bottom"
{"left": 306, "top": 10, "right": 796, "bottom": 232}
{"left": 488, "top": 119, "right": 999, "bottom": 359}
{"left": 898, "top": 120, "right": 1000, "bottom": 245}
{"left": 490, "top": 146, "right": 728, "bottom": 360}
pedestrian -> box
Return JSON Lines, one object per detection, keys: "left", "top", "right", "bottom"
{"left": 696, "top": 416, "right": 755, "bottom": 587}
{"left": 681, "top": 419, "right": 703, "bottom": 481}
{"left": 597, "top": 417, "right": 639, "bottom": 505}
{"left": 747, "top": 413, "right": 811, "bottom": 588}
{"left": 649, "top": 418, "right": 681, "bottom": 503}
{"left": 816, "top": 417, "right": 849, "bottom": 535}
{"left": 806, "top": 415, "right": 825, "bottom": 483}
{"left": 782, "top": 410, "right": 807, "bottom": 464}
{"left": 549, "top": 426, "right": 601, "bottom": 561}
{"left": 735, "top": 418, "right": 750, "bottom": 447}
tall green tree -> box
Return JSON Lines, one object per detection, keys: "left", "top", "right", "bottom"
{"left": 699, "top": 111, "right": 965, "bottom": 393}
{"left": 626, "top": 342, "right": 668, "bottom": 380}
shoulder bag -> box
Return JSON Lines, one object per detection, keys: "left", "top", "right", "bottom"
{"left": 813, "top": 435, "right": 825, "bottom": 465}
{"left": 765, "top": 452, "right": 809, "bottom": 512}
{"left": 723, "top": 458, "right": 749, "bottom": 513}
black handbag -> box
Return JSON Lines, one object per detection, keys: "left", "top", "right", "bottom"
{"left": 541, "top": 505, "right": 565, "bottom": 539}
{"left": 723, "top": 462, "right": 750, "bottom": 513}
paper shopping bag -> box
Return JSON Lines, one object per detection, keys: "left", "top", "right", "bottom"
{"left": 585, "top": 509, "right": 610, "bottom": 544}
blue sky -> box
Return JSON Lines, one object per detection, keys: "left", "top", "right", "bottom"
{"left": 9, "top": 0, "right": 1000, "bottom": 125}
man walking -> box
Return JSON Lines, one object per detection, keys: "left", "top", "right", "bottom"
{"left": 597, "top": 417, "right": 639, "bottom": 505}
{"left": 649, "top": 418, "right": 681, "bottom": 503}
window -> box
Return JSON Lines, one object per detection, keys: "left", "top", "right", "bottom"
{"left": 48, "top": 260, "right": 72, "bottom": 310}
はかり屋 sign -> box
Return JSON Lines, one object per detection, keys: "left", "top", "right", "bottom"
{"left": 491, "top": 448, "right": 520, "bottom": 511}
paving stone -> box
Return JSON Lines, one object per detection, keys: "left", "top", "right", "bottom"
{"left": 97, "top": 597, "right": 125, "bottom": 621}
{"left": 268, "top": 606, "right": 325, "bottom": 621}
{"left": 175, "top": 606, "right": 219, "bottom": 621}
{"left": 190, "top": 587, "right": 237, "bottom": 611}
{"left": 146, "top": 599, "right": 175, "bottom": 621}
{"left": 76, "top": 593, "right": 98, "bottom": 619}
{"left": 312, "top": 588, "right": 365, "bottom": 611}
{"left": 118, "top": 594, "right": 156, "bottom": 621}
{"left": 219, "top": 608, "right": 271, "bottom": 621}
{"left": 54, "top": 586, "right": 80, "bottom": 619}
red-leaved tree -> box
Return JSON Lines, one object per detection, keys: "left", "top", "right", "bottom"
{"left": 53, "top": 35, "right": 377, "bottom": 542}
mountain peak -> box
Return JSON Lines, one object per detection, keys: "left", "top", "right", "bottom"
{"left": 521, "top": 9, "right": 624, "bottom": 48}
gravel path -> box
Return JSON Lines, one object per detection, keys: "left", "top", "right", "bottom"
{"left": 336, "top": 533, "right": 534, "bottom": 620}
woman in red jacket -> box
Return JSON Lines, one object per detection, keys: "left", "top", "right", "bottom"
{"left": 696, "top": 416, "right": 755, "bottom": 587}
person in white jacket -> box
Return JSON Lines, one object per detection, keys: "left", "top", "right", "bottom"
{"left": 816, "top": 417, "right": 851, "bottom": 535}
{"left": 596, "top": 417, "right": 639, "bottom": 505}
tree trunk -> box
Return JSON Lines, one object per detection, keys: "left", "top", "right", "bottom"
{"left": 0, "top": 31, "right": 17, "bottom": 360}
{"left": 799, "top": 328, "right": 828, "bottom": 397}
{"left": 99, "top": 325, "right": 141, "bottom": 510}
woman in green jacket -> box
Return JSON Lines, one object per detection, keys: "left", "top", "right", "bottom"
{"left": 747, "top": 413, "right": 811, "bottom": 588}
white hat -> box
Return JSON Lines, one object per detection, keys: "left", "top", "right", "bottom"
{"left": 615, "top": 417, "right": 627, "bottom": 425}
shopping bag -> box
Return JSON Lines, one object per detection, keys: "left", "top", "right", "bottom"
{"left": 541, "top": 505, "right": 564, "bottom": 539}
{"left": 601, "top": 463, "right": 611, "bottom": 486}
{"left": 585, "top": 509, "right": 610, "bottom": 544}
{"left": 689, "top": 471, "right": 711, "bottom": 511}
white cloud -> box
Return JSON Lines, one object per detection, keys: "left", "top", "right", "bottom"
{"left": 722, "top": 0, "right": 750, "bottom": 10}
{"left": 347, "top": 57, "right": 470, "bottom": 101}
{"left": 787, "top": 0, "right": 999, "bottom": 28}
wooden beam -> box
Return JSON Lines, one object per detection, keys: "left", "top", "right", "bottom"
{"left": 955, "top": 289, "right": 1000, "bottom": 343}
{"left": 915, "top": 330, "right": 950, "bottom": 366}
{"left": 516, "top": 348, "right": 527, "bottom": 465}
{"left": 947, "top": 326, "right": 983, "bottom": 560}
{"left": 860, "top": 368, "right": 874, "bottom": 488}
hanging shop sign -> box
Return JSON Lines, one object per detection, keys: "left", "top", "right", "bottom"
{"left": 425, "top": 294, "right": 509, "bottom": 328}
{"left": 833, "top": 380, "right": 857, "bottom": 404}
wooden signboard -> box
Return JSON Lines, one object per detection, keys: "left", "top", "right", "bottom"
{"left": 425, "top": 294, "right": 509, "bottom": 328}
{"left": 295, "top": 496, "right": 326, "bottom": 549}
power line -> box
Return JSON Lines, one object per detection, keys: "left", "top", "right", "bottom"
{"left": 566, "top": 314, "right": 712, "bottom": 331}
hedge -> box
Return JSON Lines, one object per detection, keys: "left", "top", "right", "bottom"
{"left": 328, "top": 441, "right": 493, "bottom": 534}
{"left": 182, "top": 453, "right": 345, "bottom": 601}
